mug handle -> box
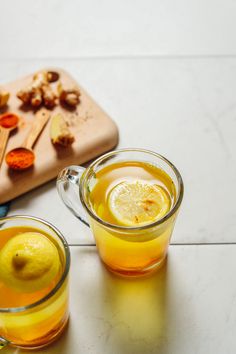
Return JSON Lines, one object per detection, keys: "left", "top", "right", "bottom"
{"left": 0, "top": 336, "right": 10, "bottom": 349}
{"left": 57, "top": 165, "right": 90, "bottom": 227}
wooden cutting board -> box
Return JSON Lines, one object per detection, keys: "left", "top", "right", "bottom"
{"left": 0, "top": 68, "right": 119, "bottom": 204}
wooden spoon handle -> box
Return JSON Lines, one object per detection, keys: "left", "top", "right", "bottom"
{"left": 0, "top": 128, "right": 10, "bottom": 168}
{"left": 23, "top": 109, "right": 51, "bottom": 150}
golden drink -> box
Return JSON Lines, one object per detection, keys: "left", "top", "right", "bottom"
{"left": 0, "top": 219, "right": 69, "bottom": 349}
{"left": 88, "top": 161, "right": 177, "bottom": 276}
{"left": 57, "top": 148, "right": 183, "bottom": 277}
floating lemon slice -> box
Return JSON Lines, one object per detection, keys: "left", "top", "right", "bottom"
{"left": 0, "top": 232, "right": 60, "bottom": 293}
{"left": 108, "top": 180, "right": 171, "bottom": 226}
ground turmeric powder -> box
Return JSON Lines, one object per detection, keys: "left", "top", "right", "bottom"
{"left": 6, "top": 148, "right": 35, "bottom": 170}
{"left": 0, "top": 113, "right": 19, "bottom": 129}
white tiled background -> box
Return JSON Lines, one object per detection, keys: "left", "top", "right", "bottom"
{"left": 1, "top": 1, "right": 236, "bottom": 353}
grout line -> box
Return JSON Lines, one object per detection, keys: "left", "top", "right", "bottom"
{"left": 171, "top": 242, "right": 236, "bottom": 246}
{"left": 1, "top": 54, "right": 236, "bottom": 61}
{"left": 68, "top": 242, "right": 236, "bottom": 247}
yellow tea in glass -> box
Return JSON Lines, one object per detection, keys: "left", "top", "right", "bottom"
{"left": 57, "top": 148, "right": 183, "bottom": 277}
{"left": 0, "top": 216, "right": 70, "bottom": 350}
{"left": 88, "top": 161, "right": 176, "bottom": 275}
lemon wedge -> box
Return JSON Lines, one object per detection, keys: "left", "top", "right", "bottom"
{"left": 0, "top": 232, "right": 60, "bottom": 293}
{"left": 108, "top": 180, "right": 171, "bottom": 226}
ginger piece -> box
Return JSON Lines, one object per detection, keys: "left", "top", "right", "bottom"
{"left": 0, "top": 88, "right": 10, "bottom": 108}
{"left": 31, "top": 89, "right": 43, "bottom": 107}
{"left": 17, "top": 71, "right": 58, "bottom": 108}
{"left": 50, "top": 113, "right": 75, "bottom": 146}
{"left": 32, "top": 71, "right": 48, "bottom": 88}
{"left": 33, "top": 70, "right": 59, "bottom": 85}
{"left": 17, "top": 86, "right": 32, "bottom": 105}
{"left": 17, "top": 70, "right": 78, "bottom": 109}
{"left": 41, "top": 84, "right": 57, "bottom": 108}
{"left": 58, "top": 82, "right": 80, "bottom": 107}
{"left": 17, "top": 86, "right": 43, "bottom": 108}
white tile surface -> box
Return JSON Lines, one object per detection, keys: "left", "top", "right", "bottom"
{"left": 1, "top": 3, "right": 236, "bottom": 353}
{"left": 5, "top": 59, "right": 236, "bottom": 244}
{"left": 1, "top": 0, "right": 236, "bottom": 58}
{"left": 4, "top": 245, "right": 236, "bottom": 354}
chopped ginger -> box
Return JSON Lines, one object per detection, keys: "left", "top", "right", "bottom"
{"left": 50, "top": 113, "right": 75, "bottom": 147}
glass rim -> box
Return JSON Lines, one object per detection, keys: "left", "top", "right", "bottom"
{"left": 0, "top": 215, "right": 70, "bottom": 313}
{"left": 80, "top": 148, "right": 184, "bottom": 231}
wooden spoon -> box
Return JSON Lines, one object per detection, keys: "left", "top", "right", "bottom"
{"left": 0, "top": 113, "right": 19, "bottom": 168}
{"left": 6, "top": 109, "right": 51, "bottom": 170}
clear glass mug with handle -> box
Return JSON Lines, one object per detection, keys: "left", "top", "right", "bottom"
{"left": 0, "top": 215, "right": 70, "bottom": 350}
{"left": 57, "top": 148, "right": 184, "bottom": 277}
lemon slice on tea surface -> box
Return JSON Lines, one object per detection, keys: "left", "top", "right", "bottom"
{"left": 108, "top": 180, "right": 171, "bottom": 226}
{"left": 0, "top": 232, "right": 60, "bottom": 293}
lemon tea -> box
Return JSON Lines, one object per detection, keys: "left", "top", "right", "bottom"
{"left": 87, "top": 161, "right": 177, "bottom": 276}
{"left": 57, "top": 148, "right": 183, "bottom": 277}
{"left": 0, "top": 217, "right": 70, "bottom": 349}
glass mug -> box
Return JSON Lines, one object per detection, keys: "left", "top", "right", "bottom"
{"left": 57, "top": 148, "right": 183, "bottom": 276}
{"left": 0, "top": 216, "right": 70, "bottom": 350}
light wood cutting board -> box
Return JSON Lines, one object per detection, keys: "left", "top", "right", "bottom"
{"left": 0, "top": 68, "right": 119, "bottom": 204}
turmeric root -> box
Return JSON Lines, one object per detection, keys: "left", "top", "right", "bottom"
{"left": 58, "top": 82, "right": 80, "bottom": 107}
{"left": 47, "top": 71, "right": 60, "bottom": 83}
{"left": 17, "top": 70, "right": 58, "bottom": 108}
{"left": 0, "top": 88, "right": 10, "bottom": 108}
{"left": 17, "top": 87, "right": 32, "bottom": 105}
{"left": 30, "top": 89, "right": 42, "bottom": 107}
{"left": 41, "top": 84, "right": 57, "bottom": 108}
{"left": 32, "top": 71, "right": 48, "bottom": 88}
{"left": 50, "top": 113, "right": 75, "bottom": 146}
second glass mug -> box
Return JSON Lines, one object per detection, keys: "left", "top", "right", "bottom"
{"left": 0, "top": 216, "right": 70, "bottom": 350}
{"left": 57, "top": 148, "right": 184, "bottom": 276}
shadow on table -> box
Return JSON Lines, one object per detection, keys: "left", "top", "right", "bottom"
{"left": 6, "top": 249, "right": 186, "bottom": 354}
{"left": 73, "top": 247, "right": 186, "bottom": 354}
{"left": 96, "top": 260, "right": 169, "bottom": 353}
